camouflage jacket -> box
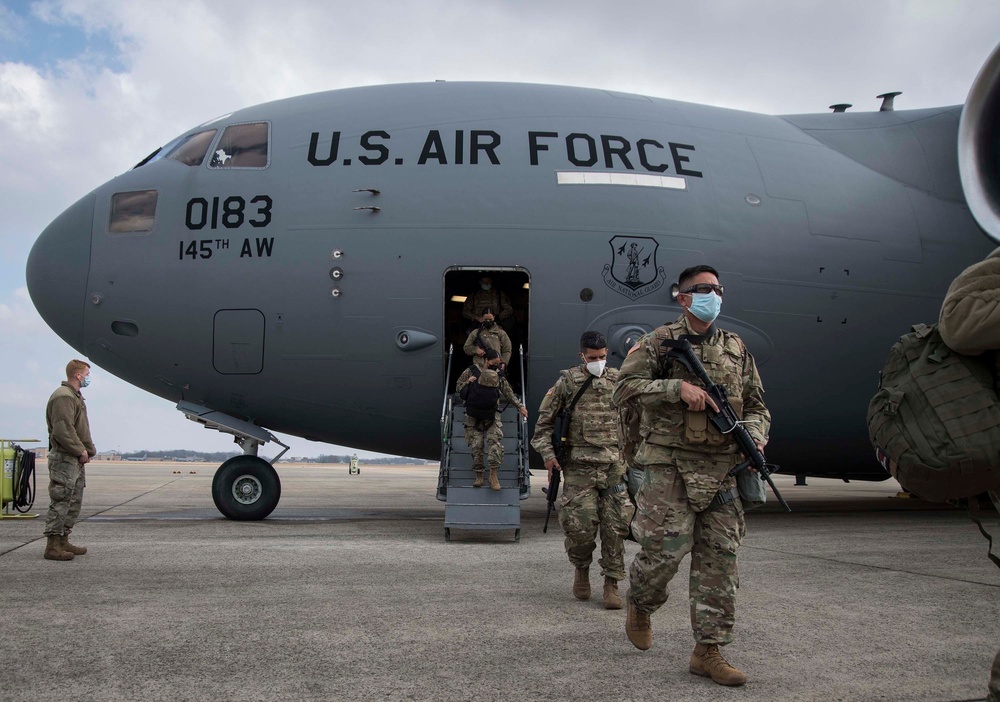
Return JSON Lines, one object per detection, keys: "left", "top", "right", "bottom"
{"left": 531, "top": 365, "right": 621, "bottom": 465}
{"left": 46, "top": 382, "right": 97, "bottom": 457}
{"left": 463, "top": 326, "right": 512, "bottom": 367}
{"left": 939, "top": 247, "right": 1000, "bottom": 356}
{"left": 612, "top": 315, "right": 770, "bottom": 462}
{"left": 462, "top": 289, "right": 513, "bottom": 322}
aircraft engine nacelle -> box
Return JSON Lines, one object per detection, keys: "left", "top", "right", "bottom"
{"left": 959, "top": 41, "right": 1000, "bottom": 243}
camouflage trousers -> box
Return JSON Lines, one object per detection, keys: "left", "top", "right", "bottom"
{"left": 557, "top": 461, "right": 629, "bottom": 580}
{"left": 990, "top": 648, "right": 1000, "bottom": 702}
{"left": 464, "top": 415, "right": 503, "bottom": 472}
{"left": 628, "top": 455, "right": 745, "bottom": 645}
{"left": 44, "top": 451, "right": 86, "bottom": 536}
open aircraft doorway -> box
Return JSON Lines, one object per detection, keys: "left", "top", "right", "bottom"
{"left": 444, "top": 268, "right": 530, "bottom": 395}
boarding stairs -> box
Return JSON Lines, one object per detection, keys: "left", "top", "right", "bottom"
{"left": 437, "top": 345, "right": 531, "bottom": 541}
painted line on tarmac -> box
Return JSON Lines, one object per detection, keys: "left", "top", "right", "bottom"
{"left": 0, "top": 476, "right": 186, "bottom": 558}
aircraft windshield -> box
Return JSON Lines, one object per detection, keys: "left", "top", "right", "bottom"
{"left": 166, "top": 129, "right": 218, "bottom": 166}
{"left": 109, "top": 190, "right": 158, "bottom": 234}
{"left": 209, "top": 122, "right": 269, "bottom": 168}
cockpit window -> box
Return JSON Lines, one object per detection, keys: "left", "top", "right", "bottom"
{"left": 109, "top": 190, "right": 158, "bottom": 234}
{"left": 166, "top": 129, "right": 218, "bottom": 167}
{"left": 209, "top": 122, "right": 269, "bottom": 169}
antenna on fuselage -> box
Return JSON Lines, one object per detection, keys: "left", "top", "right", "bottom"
{"left": 877, "top": 91, "right": 902, "bottom": 111}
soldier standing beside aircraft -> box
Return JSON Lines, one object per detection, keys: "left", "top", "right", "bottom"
{"left": 462, "top": 275, "right": 514, "bottom": 331}
{"left": 457, "top": 349, "right": 527, "bottom": 490}
{"left": 530, "top": 331, "right": 629, "bottom": 609}
{"left": 613, "top": 265, "right": 770, "bottom": 687}
{"left": 463, "top": 307, "right": 512, "bottom": 369}
{"left": 43, "top": 359, "right": 97, "bottom": 561}
{"left": 936, "top": 247, "right": 1000, "bottom": 702}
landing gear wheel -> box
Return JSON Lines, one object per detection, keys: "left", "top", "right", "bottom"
{"left": 212, "top": 456, "right": 281, "bottom": 520}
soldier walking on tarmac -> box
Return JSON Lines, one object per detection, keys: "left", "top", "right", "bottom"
{"left": 43, "top": 359, "right": 97, "bottom": 561}
{"left": 531, "top": 331, "right": 629, "bottom": 609}
{"left": 613, "top": 265, "right": 770, "bottom": 687}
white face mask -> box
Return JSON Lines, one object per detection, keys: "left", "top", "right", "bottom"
{"left": 585, "top": 360, "right": 606, "bottom": 377}
{"left": 481, "top": 283, "right": 492, "bottom": 291}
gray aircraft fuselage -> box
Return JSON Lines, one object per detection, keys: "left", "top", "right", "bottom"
{"left": 26, "top": 78, "right": 998, "bottom": 482}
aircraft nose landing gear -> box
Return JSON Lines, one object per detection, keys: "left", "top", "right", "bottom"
{"left": 177, "top": 402, "right": 289, "bottom": 521}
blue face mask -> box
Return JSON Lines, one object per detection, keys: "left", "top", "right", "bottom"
{"left": 80, "top": 375, "right": 91, "bottom": 388}
{"left": 688, "top": 292, "right": 721, "bottom": 324}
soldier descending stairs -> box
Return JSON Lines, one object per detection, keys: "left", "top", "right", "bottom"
{"left": 437, "top": 346, "right": 531, "bottom": 541}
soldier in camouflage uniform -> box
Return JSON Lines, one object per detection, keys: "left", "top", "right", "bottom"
{"left": 937, "top": 247, "right": 1000, "bottom": 702}
{"left": 464, "top": 307, "right": 512, "bottom": 369}
{"left": 43, "top": 359, "right": 97, "bottom": 561}
{"left": 613, "top": 265, "right": 770, "bottom": 687}
{"left": 531, "top": 331, "right": 629, "bottom": 609}
{"left": 463, "top": 275, "right": 514, "bottom": 330}
{"left": 457, "top": 349, "right": 528, "bottom": 490}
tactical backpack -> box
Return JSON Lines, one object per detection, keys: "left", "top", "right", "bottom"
{"left": 462, "top": 367, "right": 501, "bottom": 421}
{"left": 867, "top": 323, "right": 1000, "bottom": 502}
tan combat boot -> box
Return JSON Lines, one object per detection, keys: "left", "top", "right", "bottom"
{"left": 690, "top": 643, "right": 747, "bottom": 686}
{"left": 488, "top": 467, "right": 501, "bottom": 491}
{"left": 61, "top": 533, "right": 87, "bottom": 555}
{"left": 573, "top": 567, "right": 591, "bottom": 600}
{"left": 472, "top": 470, "right": 484, "bottom": 488}
{"left": 603, "top": 577, "right": 623, "bottom": 609}
{"left": 626, "top": 600, "right": 652, "bottom": 650}
{"left": 43, "top": 534, "right": 74, "bottom": 561}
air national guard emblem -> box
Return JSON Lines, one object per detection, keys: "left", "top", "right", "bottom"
{"left": 602, "top": 235, "right": 667, "bottom": 301}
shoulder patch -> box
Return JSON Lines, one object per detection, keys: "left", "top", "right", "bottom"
{"left": 627, "top": 342, "right": 641, "bottom": 356}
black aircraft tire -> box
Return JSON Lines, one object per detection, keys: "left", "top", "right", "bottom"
{"left": 211, "top": 456, "right": 281, "bottom": 520}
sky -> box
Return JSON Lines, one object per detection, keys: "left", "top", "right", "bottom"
{"left": 1, "top": 0, "right": 998, "bottom": 459}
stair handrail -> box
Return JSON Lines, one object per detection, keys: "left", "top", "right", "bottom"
{"left": 517, "top": 344, "right": 531, "bottom": 498}
{"left": 440, "top": 343, "right": 455, "bottom": 430}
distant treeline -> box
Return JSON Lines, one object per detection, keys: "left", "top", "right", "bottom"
{"left": 119, "top": 450, "right": 428, "bottom": 464}
{"left": 313, "top": 455, "right": 431, "bottom": 465}
{"left": 122, "top": 450, "right": 239, "bottom": 462}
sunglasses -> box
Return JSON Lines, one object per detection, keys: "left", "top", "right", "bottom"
{"left": 679, "top": 283, "right": 725, "bottom": 296}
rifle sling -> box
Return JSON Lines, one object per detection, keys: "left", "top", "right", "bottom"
{"left": 554, "top": 375, "right": 595, "bottom": 460}
{"left": 567, "top": 374, "right": 595, "bottom": 414}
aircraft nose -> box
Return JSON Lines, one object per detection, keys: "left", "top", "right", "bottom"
{"left": 26, "top": 193, "right": 96, "bottom": 352}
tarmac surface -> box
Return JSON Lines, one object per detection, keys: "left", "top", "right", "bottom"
{"left": 1, "top": 461, "right": 998, "bottom": 702}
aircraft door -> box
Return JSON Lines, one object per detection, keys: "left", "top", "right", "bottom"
{"left": 444, "top": 268, "right": 530, "bottom": 394}
{"left": 213, "top": 309, "right": 265, "bottom": 374}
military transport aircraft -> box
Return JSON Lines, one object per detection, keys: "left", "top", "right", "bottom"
{"left": 26, "top": 43, "right": 1000, "bottom": 520}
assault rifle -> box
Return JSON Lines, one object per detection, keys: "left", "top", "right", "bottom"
{"left": 662, "top": 338, "right": 790, "bottom": 512}
{"left": 542, "top": 469, "right": 560, "bottom": 533}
